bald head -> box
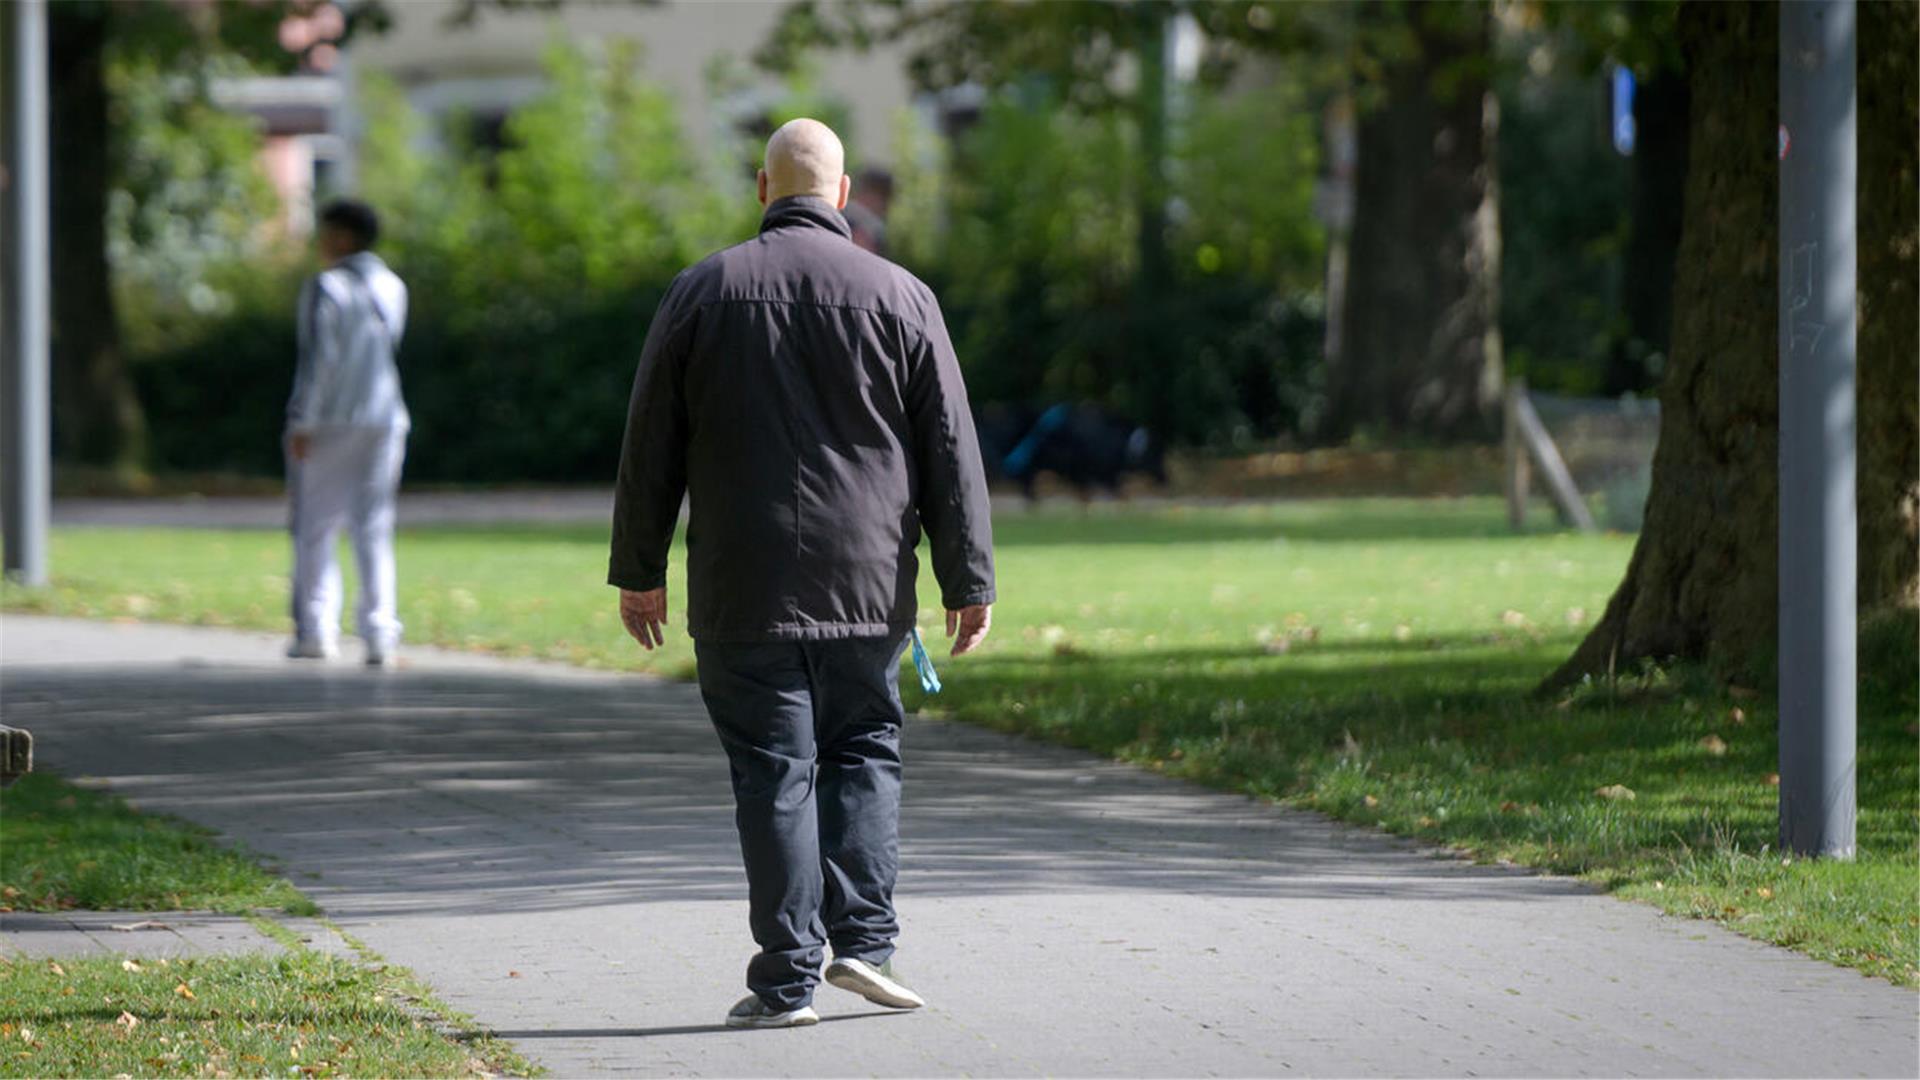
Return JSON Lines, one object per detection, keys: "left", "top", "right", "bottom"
{"left": 759, "top": 118, "right": 851, "bottom": 209}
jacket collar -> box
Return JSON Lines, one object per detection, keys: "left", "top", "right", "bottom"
{"left": 759, "top": 195, "right": 853, "bottom": 240}
{"left": 333, "top": 250, "right": 387, "bottom": 274}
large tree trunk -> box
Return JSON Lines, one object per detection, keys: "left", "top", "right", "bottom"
{"left": 1325, "top": 0, "right": 1501, "bottom": 442}
{"left": 1548, "top": 0, "right": 1917, "bottom": 690}
{"left": 1605, "top": 66, "right": 1689, "bottom": 397}
{"left": 1856, "top": 0, "right": 1919, "bottom": 614}
{"left": 49, "top": 6, "right": 146, "bottom": 470}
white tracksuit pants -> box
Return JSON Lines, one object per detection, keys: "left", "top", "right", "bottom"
{"left": 288, "top": 425, "right": 407, "bottom": 649}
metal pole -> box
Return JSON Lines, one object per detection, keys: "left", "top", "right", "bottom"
{"left": 2, "top": 0, "right": 51, "bottom": 586}
{"left": 1778, "top": 0, "right": 1857, "bottom": 859}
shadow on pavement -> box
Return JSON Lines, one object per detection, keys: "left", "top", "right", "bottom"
{"left": 0, "top": 662, "right": 1584, "bottom": 922}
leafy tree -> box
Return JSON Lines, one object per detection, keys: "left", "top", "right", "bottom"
{"left": 762, "top": 0, "right": 1500, "bottom": 444}
{"left": 759, "top": 1, "right": 1334, "bottom": 440}
{"left": 136, "top": 38, "right": 750, "bottom": 483}
{"left": 45, "top": 0, "right": 362, "bottom": 472}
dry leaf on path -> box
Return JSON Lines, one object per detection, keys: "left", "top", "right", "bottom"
{"left": 111, "top": 920, "right": 171, "bottom": 932}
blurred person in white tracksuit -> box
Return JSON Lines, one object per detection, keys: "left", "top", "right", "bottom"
{"left": 284, "top": 199, "right": 409, "bottom": 666}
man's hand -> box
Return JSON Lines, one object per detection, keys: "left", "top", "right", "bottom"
{"left": 620, "top": 587, "right": 668, "bottom": 650}
{"left": 945, "top": 603, "right": 991, "bottom": 657}
{"left": 287, "top": 431, "right": 312, "bottom": 462}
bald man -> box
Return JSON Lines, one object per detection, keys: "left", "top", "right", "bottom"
{"left": 609, "top": 119, "right": 996, "bottom": 1028}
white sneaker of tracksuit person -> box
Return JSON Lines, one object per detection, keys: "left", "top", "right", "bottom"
{"left": 285, "top": 250, "right": 409, "bottom": 665}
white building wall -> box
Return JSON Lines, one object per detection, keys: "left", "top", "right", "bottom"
{"left": 340, "top": 0, "right": 917, "bottom": 169}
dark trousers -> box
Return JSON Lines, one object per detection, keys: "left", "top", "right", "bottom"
{"left": 694, "top": 633, "right": 909, "bottom": 1010}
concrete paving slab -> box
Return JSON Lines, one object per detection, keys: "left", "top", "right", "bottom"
{"left": 1, "top": 614, "right": 1913, "bottom": 1078}
{"left": 0, "top": 910, "right": 349, "bottom": 960}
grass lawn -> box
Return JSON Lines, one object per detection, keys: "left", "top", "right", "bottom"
{"left": 0, "top": 773, "right": 314, "bottom": 915}
{"left": 0, "top": 949, "right": 528, "bottom": 1079}
{"left": 4, "top": 496, "right": 1915, "bottom": 986}
{"left": 0, "top": 776, "right": 532, "bottom": 1076}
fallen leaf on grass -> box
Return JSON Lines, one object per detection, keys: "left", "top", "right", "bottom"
{"left": 1765, "top": 773, "right": 1781, "bottom": 786}
{"left": 1594, "top": 784, "right": 1636, "bottom": 801}
{"left": 1698, "top": 734, "right": 1728, "bottom": 756}
{"left": 1500, "top": 609, "right": 1529, "bottom": 628}
{"left": 1757, "top": 887, "right": 1774, "bottom": 900}
{"left": 120, "top": 960, "right": 142, "bottom": 973}
{"left": 174, "top": 983, "right": 196, "bottom": 1000}
{"left": 1362, "top": 795, "right": 1380, "bottom": 809}
{"left": 1727, "top": 707, "right": 1746, "bottom": 725}
{"left": 46, "top": 962, "right": 63, "bottom": 976}
{"left": 116, "top": 1012, "right": 139, "bottom": 1030}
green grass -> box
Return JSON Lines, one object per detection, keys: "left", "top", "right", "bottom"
{"left": 0, "top": 779, "right": 534, "bottom": 1077}
{"left": 0, "top": 948, "right": 530, "bottom": 1078}
{"left": 0, "top": 773, "right": 316, "bottom": 916}
{"left": 4, "top": 496, "right": 1915, "bottom": 985}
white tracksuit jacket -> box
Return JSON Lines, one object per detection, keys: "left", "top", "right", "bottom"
{"left": 287, "top": 251, "right": 410, "bottom": 433}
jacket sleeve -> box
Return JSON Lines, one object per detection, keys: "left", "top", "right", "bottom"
{"left": 904, "top": 298, "right": 996, "bottom": 610}
{"left": 607, "top": 280, "right": 692, "bottom": 592}
{"left": 286, "top": 276, "right": 337, "bottom": 433}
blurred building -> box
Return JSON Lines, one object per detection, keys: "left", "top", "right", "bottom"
{"left": 219, "top": 0, "right": 919, "bottom": 235}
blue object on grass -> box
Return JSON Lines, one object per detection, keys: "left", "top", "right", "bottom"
{"left": 909, "top": 628, "right": 942, "bottom": 694}
{"left": 1002, "top": 403, "right": 1073, "bottom": 479}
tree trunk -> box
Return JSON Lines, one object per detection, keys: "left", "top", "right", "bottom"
{"left": 1605, "top": 65, "right": 1689, "bottom": 397}
{"left": 1325, "top": 0, "right": 1501, "bottom": 442}
{"left": 1547, "top": 0, "right": 1917, "bottom": 690}
{"left": 49, "top": 6, "right": 146, "bottom": 470}
{"left": 1856, "top": 0, "right": 1918, "bottom": 614}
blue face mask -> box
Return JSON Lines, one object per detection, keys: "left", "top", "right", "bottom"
{"left": 908, "top": 628, "right": 941, "bottom": 695}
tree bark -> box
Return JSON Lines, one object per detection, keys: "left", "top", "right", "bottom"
{"left": 1856, "top": 0, "right": 1918, "bottom": 614}
{"left": 1325, "top": 0, "right": 1502, "bottom": 442}
{"left": 1605, "top": 65, "right": 1689, "bottom": 397}
{"left": 1547, "top": 0, "right": 1917, "bottom": 690}
{"left": 49, "top": 5, "right": 146, "bottom": 470}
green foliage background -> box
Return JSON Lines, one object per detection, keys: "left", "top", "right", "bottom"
{"left": 116, "top": 15, "right": 1640, "bottom": 480}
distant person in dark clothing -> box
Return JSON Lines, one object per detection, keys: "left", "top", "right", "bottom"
{"left": 608, "top": 118, "right": 996, "bottom": 1029}
{"left": 979, "top": 402, "right": 1167, "bottom": 502}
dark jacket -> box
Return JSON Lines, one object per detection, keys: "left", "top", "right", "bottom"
{"left": 607, "top": 196, "right": 996, "bottom": 641}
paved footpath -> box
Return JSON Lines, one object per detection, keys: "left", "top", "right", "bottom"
{"left": 2, "top": 616, "right": 1914, "bottom": 1078}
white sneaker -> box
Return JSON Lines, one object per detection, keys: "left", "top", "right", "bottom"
{"left": 724, "top": 995, "right": 819, "bottom": 1029}
{"left": 286, "top": 639, "right": 337, "bottom": 660}
{"left": 825, "top": 956, "right": 925, "bottom": 1009}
